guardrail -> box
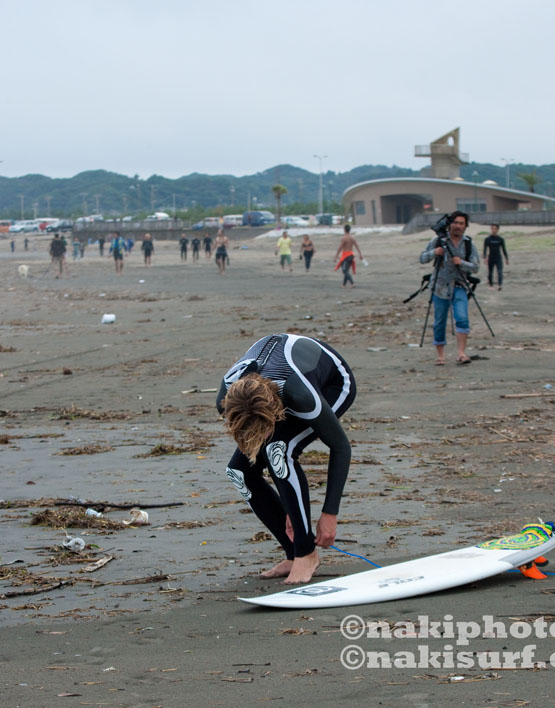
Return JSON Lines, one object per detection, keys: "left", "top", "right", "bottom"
{"left": 403, "top": 209, "right": 555, "bottom": 234}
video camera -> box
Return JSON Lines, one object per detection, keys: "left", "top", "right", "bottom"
{"left": 431, "top": 213, "right": 451, "bottom": 240}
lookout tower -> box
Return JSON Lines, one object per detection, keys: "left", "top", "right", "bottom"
{"left": 414, "top": 127, "right": 469, "bottom": 180}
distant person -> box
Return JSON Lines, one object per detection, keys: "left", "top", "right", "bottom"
{"left": 109, "top": 231, "right": 128, "bottom": 275}
{"left": 49, "top": 233, "right": 66, "bottom": 278}
{"left": 299, "top": 234, "right": 316, "bottom": 272}
{"left": 419, "top": 211, "right": 479, "bottom": 366}
{"left": 79, "top": 240, "right": 86, "bottom": 259}
{"left": 275, "top": 230, "right": 293, "bottom": 272}
{"left": 141, "top": 233, "right": 154, "bottom": 266}
{"left": 483, "top": 224, "right": 509, "bottom": 290}
{"left": 24, "top": 237, "right": 29, "bottom": 251}
{"left": 72, "top": 235, "right": 81, "bottom": 261}
{"left": 214, "top": 230, "right": 229, "bottom": 274}
{"left": 98, "top": 236, "right": 105, "bottom": 256}
{"left": 127, "top": 236, "right": 135, "bottom": 253}
{"left": 334, "top": 224, "right": 363, "bottom": 288}
{"left": 204, "top": 233, "right": 213, "bottom": 259}
{"left": 191, "top": 236, "right": 201, "bottom": 261}
{"left": 10, "top": 239, "right": 15, "bottom": 253}
{"left": 179, "top": 234, "right": 188, "bottom": 261}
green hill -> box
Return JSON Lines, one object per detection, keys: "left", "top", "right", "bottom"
{"left": 1, "top": 162, "right": 554, "bottom": 220}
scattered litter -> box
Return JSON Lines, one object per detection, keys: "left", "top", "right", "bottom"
{"left": 99, "top": 293, "right": 106, "bottom": 297}
{"left": 183, "top": 315, "right": 193, "bottom": 319}
{"left": 63, "top": 537, "right": 85, "bottom": 552}
{"left": 448, "top": 676, "right": 466, "bottom": 682}
{"left": 122, "top": 508, "right": 149, "bottom": 526}
{"left": 85, "top": 508, "right": 103, "bottom": 518}
{"left": 139, "top": 279, "right": 145, "bottom": 283}
{"left": 101, "top": 314, "right": 116, "bottom": 324}
{"left": 181, "top": 387, "right": 218, "bottom": 395}
{"left": 367, "top": 347, "right": 388, "bottom": 352}
{"left": 83, "top": 554, "right": 114, "bottom": 573}
{"left": 304, "top": 315, "right": 313, "bottom": 320}
{"left": 407, "top": 343, "right": 419, "bottom": 347}
{"left": 102, "top": 666, "right": 117, "bottom": 672}
{"left": 544, "top": 384, "right": 553, "bottom": 390}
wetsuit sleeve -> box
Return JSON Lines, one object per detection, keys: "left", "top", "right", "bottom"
{"left": 308, "top": 399, "right": 352, "bottom": 515}
{"left": 216, "top": 379, "right": 227, "bottom": 414}
{"left": 483, "top": 237, "right": 489, "bottom": 258}
{"left": 501, "top": 237, "right": 508, "bottom": 260}
{"left": 419, "top": 236, "right": 438, "bottom": 264}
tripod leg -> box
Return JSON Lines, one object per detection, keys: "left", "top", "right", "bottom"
{"left": 419, "top": 296, "right": 433, "bottom": 347}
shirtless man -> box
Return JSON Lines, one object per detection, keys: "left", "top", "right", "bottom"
{"left": 334, "top": 224, "right": 364, "bottom": 287}
{"left": 214, "top": 230, "right": 230, "bottom": 274}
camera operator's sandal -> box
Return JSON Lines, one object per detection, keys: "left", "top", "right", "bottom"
{"left": 456, "top": 355, "right": 472, "bottom": 365}
{"left": 435, "top": 359, "right": 445, "bottom": 366}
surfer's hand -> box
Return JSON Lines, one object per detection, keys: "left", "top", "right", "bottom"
{"left": 315, "top": 513, "right": 337, "bottom": 548}
{"left": 285, "top": 514, "right": 294, "bottom": 542}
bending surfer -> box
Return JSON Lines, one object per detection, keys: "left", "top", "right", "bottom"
{"left": 216, "top": 334, "right": 356, "bottom": 584}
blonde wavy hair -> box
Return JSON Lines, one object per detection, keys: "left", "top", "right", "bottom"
{"left": 223, "top": 373, "right": 285, "bottom": 463}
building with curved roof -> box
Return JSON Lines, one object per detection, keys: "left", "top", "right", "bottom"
{"left": 343, "top": 176, "right": 552, "bottom": 226}
{"left": 344, "top": 128, "right": 554, "bottom": 226}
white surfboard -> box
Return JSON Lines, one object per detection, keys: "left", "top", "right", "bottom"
{"left": 239, "top": 523, "right": 555, "bottom": 609}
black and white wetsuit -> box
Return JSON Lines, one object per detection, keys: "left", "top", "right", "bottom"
{"left": 216, "top": 334, "right": 356, "bottom": 558}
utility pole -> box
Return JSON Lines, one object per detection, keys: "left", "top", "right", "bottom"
{"left": 122, "top": 194, "right": 128, "bottom": 214}
{"left": 313, "top": 154, "right": 327, "bottom": 215}
{"left": 18, "top": 194, "right": 24, "bottom": 220}
{"left": 297, "top": 178, "right": 303, "bottom": 203}
{"left": 45, "top": 196, "right": 52, "bottom": 217}
{"left": 32, "top": 201, "right": 39, "bottom": 219}
{"left": 94, "top": 194, "right": 101, "bottom": 214}
{"left": 500, "top": 157, "right": 515, "bottom": 188}
{"left": 172, "top": 193, "right": 176, "bottom": 216}
{"left": 230, "top": 185, "right": 235, "bottom": 206}
{"left": 80, "top": 193, "right": 88, "bottom": 216}
{"left": 150, "top": 186, "right": 156, "bottom": 212}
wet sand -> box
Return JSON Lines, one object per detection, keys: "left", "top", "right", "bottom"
{"left": 1, "top": 226, "right": 554, "bottom": 706}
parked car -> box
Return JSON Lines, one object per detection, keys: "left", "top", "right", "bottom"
{"left": 202, "top": 217, "right": 221, "bottom": 228}
{"left": 191, "top": 221, "right": 204, "bottom": 230}
{"left": 242, "top": 210, "right": 275, "bottom": 226}
{"left": 146, "top": 211, "right": 170, "bottom": 220}
{"left": 223, "top": 214, "right": 243, "bottom": 228}
{"left": 282, "top": 216, "right": 309, "bottom": 227}
{"left": 9, "top": 222, "right": 26, "bottom": 233}
{"left": 23, "top": 221, "right": 40, "bottom": 233}
{"left": 46, "top": 220, "right": 74, "bottom": 232}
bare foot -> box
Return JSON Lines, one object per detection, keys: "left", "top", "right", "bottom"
{"left": 261, "top": 559, "right": 293, "bottom": 579}
{"left": 283, "top": 550, "right": 320, "bottom": 584}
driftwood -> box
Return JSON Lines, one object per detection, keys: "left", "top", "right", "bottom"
{"left": 54, "top": 499, "right": 185, "bottom": 510}
{"left": 500, "top": 392, "right": 554, "bottom": 399}
{"left": 1, "top": 579, "right": 73, "bottom": 599}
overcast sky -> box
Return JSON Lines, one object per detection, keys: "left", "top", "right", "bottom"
{"left": 2, "top": 0, "right": 554, "bottom": 179}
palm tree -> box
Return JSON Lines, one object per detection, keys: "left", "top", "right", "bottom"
{"left": 518, "top": 171, "right": 541, "bottom": 193}
{"left": 272, "top": 184, "right": 287, "bottom": 225}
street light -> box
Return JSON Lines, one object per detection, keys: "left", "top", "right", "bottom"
{"left": 313, "top": 154, "right": 327, "bottom": 215}
{"left": 472, "top": 171, "right": 479, "bottom": 213}
{"left": 500, "top": 158, "right": 515, "bottom": 188}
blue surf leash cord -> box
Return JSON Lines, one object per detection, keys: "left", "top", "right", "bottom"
{"left": 330, "top": 545, "right": 555, "bottom": 575}
{"left": 330, "top": 545, "right": 382, "bottom": 568}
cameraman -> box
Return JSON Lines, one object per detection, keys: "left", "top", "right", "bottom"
{"left": 419, "top": 211, "right": 479, "bottom": 365}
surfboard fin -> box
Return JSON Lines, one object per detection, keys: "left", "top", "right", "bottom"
{"left": 519, "top": 562, "right": 547, "bottom": 580}
{"left": 534, "top": 556, "right": 549, "bottom": 567}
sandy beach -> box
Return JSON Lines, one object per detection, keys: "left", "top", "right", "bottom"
{"left": 1, "top": 225, "right": 554, "bottom": 707}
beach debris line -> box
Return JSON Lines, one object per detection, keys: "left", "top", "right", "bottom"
{"left": 122, "top": 508, "right": 149, "bottom": 525}
{"left": 55, "top": 443, "right": 114, "bottom": 456}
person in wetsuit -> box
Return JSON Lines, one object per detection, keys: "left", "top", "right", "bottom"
{"left": 179, "top": 234, "right": 188, "bottom": 261}
{"left": 191, "top": 237, "right": 201, "bottom": 261}
{"left": 483, "top": 224, "right": 509, "bottom": 290}
{"left": 216, "top": 333, "right": 356, "bottom": 584}
{"left": 203, "top": 233, "right": 213, "bottom": 259}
